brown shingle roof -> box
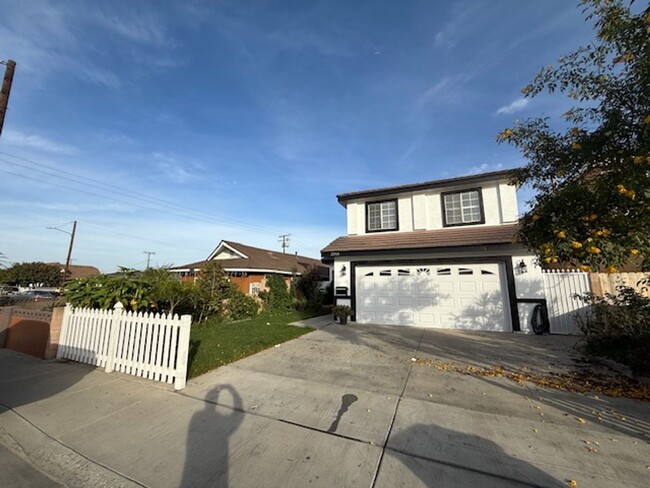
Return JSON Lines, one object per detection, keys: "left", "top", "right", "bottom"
{"left": 321, "top": 224, "right": 520, "bottom": 254}
{"left": 337, "top": 169, "right": 518, "bottom": 205}
{"left": 48, "top": 263, "right": 101, "bottom": 279}
{"left": 172, "top": 241, "right": 328, "bottom": 276}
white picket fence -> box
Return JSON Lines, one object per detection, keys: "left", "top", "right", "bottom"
{"left": 57, "top": 303, "right": 192, "bottom": 389}
{"left": 542, "top": 270, "right": 592, "bottom": 335}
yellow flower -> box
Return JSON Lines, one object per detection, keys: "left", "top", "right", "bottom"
{"left": 551, "top": 257, "right": 559, "bottom": 263}
{"left": 543, "top": 257, "right": 552, "bottom": 264}
{"left": 633, "top": 156, "right": 643, "bottom": 164}
{"left": 644, "top": 115, "right": 650, "bottom": 124}
{"left": 587, "top": 246, "right": 601, "bottom": 254}
{"left": 571, "top": 241, "right": 583, "bottom": 249}
{"left": 617, "top": 184, "right": 627, "bottom": 194}
{"left": 595, "top": 230, "right": 603, "bottom": 237}
{"left": 579, "top": 265, "right": 591, "bottom": 272}
{"left": 532, "top": 214, "right": 540, "bottom": 221}
{"left": 607, "top": 265, "right": 618, "bottom": 274}
{"left": 601, "top": 228, "right": 610, "bottom": 236}
{"left": 555, "top": 230, "right": 566, "bottom": 239}
{"left": 571, "top": 143, "right": 582, "bottom": 150}
{"left": 130, "top": 299, "right": 138, "bottom": 307}
{"left": 625, "top": 189, "right": 636, "bottom": 199}
{"left": 586, "top": 237, "right": 593, "bottom": 243}
{"left": 630, "top": 248, "right": 640, "bottom": 256}
{"left": 588, "top": 214, "right": 597, "bottom": 222}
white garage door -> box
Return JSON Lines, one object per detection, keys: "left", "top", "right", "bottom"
{"left": 356, "top": 263, "right": 511, "bottom": 331}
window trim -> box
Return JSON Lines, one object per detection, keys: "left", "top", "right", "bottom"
{"left": 441, "top": 187, "right": 485, "bottom": 227}
{"left": 365, "top": 198, "right": 399, "bottom": 233}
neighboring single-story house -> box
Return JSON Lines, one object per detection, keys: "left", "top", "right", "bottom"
{"left": 48, "top": 263, "right": 101, "bottom": 280}
{"left": 171, "top": 240, "right": 331, "bottom": 295}
{"left": 321, "top": 169, "right": 546, "bottom": 333}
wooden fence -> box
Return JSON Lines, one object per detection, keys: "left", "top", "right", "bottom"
{"left": 542, "top": 270, "right": 592, "bottom": 335}
{"left": 590, "top": 272, "right": 650, "bottom": 298}
{"left": 57, "top": 303, "right": 192, "bottom": 390}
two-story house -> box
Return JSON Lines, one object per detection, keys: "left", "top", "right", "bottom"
{"left": 321, "top": 169, "right": 546, "bottom": 333}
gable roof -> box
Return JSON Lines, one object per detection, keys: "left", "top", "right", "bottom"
{"left": 321, "top": 224, "right": 520, "bottom": 255}
{"left": 337, "top": 168, "right": 518, "bottom": 205}
{"left": 172, "top": 241, "right": 328, "bottom": 276}
{"left": 48, "top": 263, "right": 101, "bottom": 280}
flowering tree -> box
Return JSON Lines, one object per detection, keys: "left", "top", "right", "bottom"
{"left": 498, "top": 0, "right": 650, "bottom": 272}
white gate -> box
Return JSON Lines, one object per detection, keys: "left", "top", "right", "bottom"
{"left": 57, "top": 303, "right": 192, "bottom": 389}
{"left": 542, "top": 270, "right": 591, "bottom": 335}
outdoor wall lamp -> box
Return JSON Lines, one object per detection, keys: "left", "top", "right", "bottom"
{"left": 518, "top": 260, "right": 528, "bottom": 274}
{"left": 340, "top": 265, "right": 347, "bottom": 276}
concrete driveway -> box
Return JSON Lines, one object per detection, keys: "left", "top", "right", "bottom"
{"left": 1, "top": 319, "right": 648, "bottom": 487}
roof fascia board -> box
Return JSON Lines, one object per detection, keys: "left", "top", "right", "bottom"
{"left": 206, "top": 240, "right": 249, "bottom": 261}
{"left": 337, "top": 170, "right": 517, "bottom": 205}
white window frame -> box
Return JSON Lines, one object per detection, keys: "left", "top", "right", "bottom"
{"left": 366, "top": 199, "right": 398, "bottom": 232}
{"left": 442, "top": 189, "right": 484, "bottom": 226}
{"left": 249, "top": 282, "right": 262, "bottom": 296}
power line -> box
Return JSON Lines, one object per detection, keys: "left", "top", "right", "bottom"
{"left": 0, "top": 152, "right": 323, "bottom": 253}
{"left": 0, "top": 151, "right": 298, "bottom": 239}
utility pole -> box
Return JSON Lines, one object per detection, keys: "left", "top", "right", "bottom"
{"left": 63, "top": 221, "right": 77, "bottom": 282}
{"left": 278, "top": 234, "right": 291, "bottom": 254}
{"left": 48, "top": 221, "right": 77, "bottom": 284}
{"left": 143, "top": 251, "right": 156, "bottom": 269}
{"left": 0, "top": 59, "right": 16, "bottom": 138}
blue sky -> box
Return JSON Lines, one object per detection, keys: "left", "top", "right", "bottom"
{"left": 0, "top": 1, "right": 596, "bottom": 272}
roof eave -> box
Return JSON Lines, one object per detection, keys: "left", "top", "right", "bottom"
{"left": 336, "top": 169, "right": 519, "bottom": 204}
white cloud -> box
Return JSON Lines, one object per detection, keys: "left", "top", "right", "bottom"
{"left": 495, "top": 97, "right": 529, "bottom": 115}
{"left": 3, "top": 130, "right": 79, "bottom": 155}
{"left": 465, "top": 163, "right": 505, "bottom": 175}
{"left": 152, "top": 152, "right": 197, "bottom": 184}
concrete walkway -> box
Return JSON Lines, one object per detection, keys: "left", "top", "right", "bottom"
{"left": 0, "top": 324, "right": 649, "bottom": 487}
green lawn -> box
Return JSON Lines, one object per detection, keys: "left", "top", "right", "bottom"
{"left": 187, "top": 311, "right": 321, "bottom": 379}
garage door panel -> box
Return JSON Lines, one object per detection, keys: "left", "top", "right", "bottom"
{"left": 458, "top": 282, "right": 477, "bottom": 292}
{"left": 356, "top": 263, "right": 510, "bottom": 331}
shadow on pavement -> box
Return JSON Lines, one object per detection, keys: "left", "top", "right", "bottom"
{"left": 0, "top": 349, "right": 93, "bottom": 409}
{"left": 386, "top": 423, "right": 566, "bottom": 487}
{"left": 180, "top": 384, "right": 243, "bottom": 488}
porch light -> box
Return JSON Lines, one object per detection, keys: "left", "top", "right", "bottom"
{"left": 340, "top": 265, "right": 347, "bottom": 276}
{"left": 518, "top": 260, "right": 528, "bottom": 274}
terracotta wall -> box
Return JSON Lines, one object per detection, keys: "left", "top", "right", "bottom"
{"left": 228, "top": 273, "right": 266, "bottom": 294}
{"left": 0, "top": 307, "right": 53, "bottom": 358}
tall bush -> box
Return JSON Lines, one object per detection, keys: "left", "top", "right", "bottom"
{"left": 259, "top": 274, "right": 292, "bottom": 313}
{"left": 293, "top": 267, "right": 325, "bottom": 311}
{"left": 576, "top": 286, "right": 650, "bottom": 373}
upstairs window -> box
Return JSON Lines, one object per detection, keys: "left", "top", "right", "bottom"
{"left": 366, "top": 200, "right": 398, "bottom": 232}
{"left": 442, "top": 189, "right": 484, "bottom": 226}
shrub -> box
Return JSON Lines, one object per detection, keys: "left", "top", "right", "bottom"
{"left": 259, "top": 274, "right": 292, "bottom": 313}
{"left": 227, "top": 289, "right": 259, "bottom": 321}
{"left": 65, "top": 271, "right": 155, "bottom": 312}
{"left": 294, "top": 267, "right": 325, "bottom": 311}
{"left": 576, "top": 286, "right": 650, "bottom": 374}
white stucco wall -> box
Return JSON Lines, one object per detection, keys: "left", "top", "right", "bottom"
{"left": 345, "top": 179, "right": 519, "bottom": 236}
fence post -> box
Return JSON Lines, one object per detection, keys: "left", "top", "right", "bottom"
{"left": 55, "top": 304, "right": 72, "bottom": 359}
{"left": 105, "top": 302, "right": 124, "bottom": 373}
{"left": 0, "top": 306, "right": 15, "bottom": 349}
{"left": 174, "top": 315, "right": 192, "bottom": 390}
